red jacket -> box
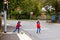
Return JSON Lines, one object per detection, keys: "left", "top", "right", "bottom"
{"left": 16, "top": 23, "right": 21, "bottom": 28}
{"left": 37, "top": 23, "right": 41, "bottom": 28}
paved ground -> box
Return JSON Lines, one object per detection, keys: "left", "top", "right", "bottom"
{"left": 0, "top": 26, "right": 20, "bottom": 40}
{"left": 22, "top": 20, "right": 60, "bottom": 40}
{"left": 2, "top": 20, "right": 60, "bottom": 40}
{"left": 1, "top": 34, "right": 20, "bottom": 40}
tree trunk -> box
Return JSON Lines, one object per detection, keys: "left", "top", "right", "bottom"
{"left": 0, "top": 16, "right": 2, "bottom": 39}
{"left": 55, "top": 1, "right": 59, "bottom": 22}
{"left": 0, "top": 16, "right": 2, "bottom": 30}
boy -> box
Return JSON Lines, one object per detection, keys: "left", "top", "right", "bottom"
{"left": 36, "top": 19, "right": 41, "bottom": 33}
{"left": 13, "top": 21, "right": 21, "bottom": 33}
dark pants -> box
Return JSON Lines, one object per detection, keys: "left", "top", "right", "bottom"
{"left": 13, "top": 28, "right": 20, "bottom": 33}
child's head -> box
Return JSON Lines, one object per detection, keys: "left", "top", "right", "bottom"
{"left": 37, "top": 20, "right": 39, "bottom": 22}
{"left": 37, "top": 19, "right": 40, "bottom": 21}
{"left": 18, "top": 21, "right": 21, "bottom": 23}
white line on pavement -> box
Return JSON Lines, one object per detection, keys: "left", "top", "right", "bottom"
{"left": 23, "top": 27, "right": 49, "bottom": 31}
{"left": 2, "top": 32, "right": 16, "bottom": 34}
{"left": 17, "top": 32, "right": 32, "bottom": 40}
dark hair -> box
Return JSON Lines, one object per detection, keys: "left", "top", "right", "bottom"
{"left": 37, "top": 21, "right": 40, "bottom": 24}
{"left": 18, "top": 21, "right": 21, "bottom": 23}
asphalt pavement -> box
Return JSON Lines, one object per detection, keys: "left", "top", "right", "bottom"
{"left": 2, "top": 20, "right": 60, "bottom": 40}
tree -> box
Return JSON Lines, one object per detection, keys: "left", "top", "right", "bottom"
{"left": 43, "top": 0, "right": 60, "bottom": 22}
{"left": 8, "top": 0, "right": 44, "bottom": 19}
{"left": 0, "top": 0, "right": 3, "bottom": 12}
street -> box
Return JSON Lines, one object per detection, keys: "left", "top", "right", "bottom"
{"left": 2, "top": 20, "right": 60, "bottom": 40}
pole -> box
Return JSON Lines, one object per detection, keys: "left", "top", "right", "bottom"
{"left": 4, "top": 0, "right": 7, "bottom": 33}
{"left": 4, "top": 10, "right": 7, "bottom": 33}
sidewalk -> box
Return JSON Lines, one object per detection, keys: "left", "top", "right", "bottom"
{"left": 1, "top": 26, "right": 33, "bottom": 40}
{"left": 1, "top": 32, "right": 33, "bottom": 40}
{"left": 1, "top": 34, "right": 20, "bottom": 40}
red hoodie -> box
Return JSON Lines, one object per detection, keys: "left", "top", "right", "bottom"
{"left": 37, "top": 23, "right": 41, "bottom": 28}
{"left": 16, "top": 22, "right": 21, "bottom": 28}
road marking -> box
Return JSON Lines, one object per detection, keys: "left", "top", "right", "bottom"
{"left": 23, "top": 28, "right": 49, "bottom": 31}
{"left": 17, "top": 31, "right": 32, "bottom": 40}
{"left": 2, "top": 32, "right": 17, "bottom": 34}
